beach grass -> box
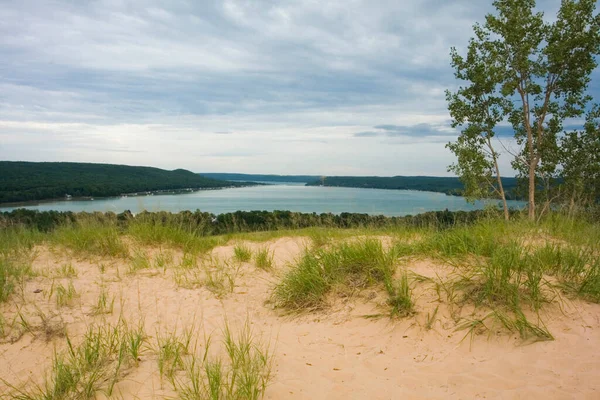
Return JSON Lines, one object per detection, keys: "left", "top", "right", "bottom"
{"left": 50, "top": 219, "right": 128, "bottom": 258}
{"left": 272, "top": 239, "right": 405, "bottom": 313}
{"left": 233, "top": 244, "right": 253, "bottom": 263}
{"left": 254, "top": 248, "right": 274, "bottom": 271}
{"left": 2, "top": 320, "right": 147, "bottom": 399}
{"left": 173, "top": 320, "right": 273, "bottom": 400}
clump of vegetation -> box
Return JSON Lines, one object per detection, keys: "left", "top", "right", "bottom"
{"left": 173, "top": 257, "right": 240, "bottom": 297}
{"left": 125, "top": 321, "right": 147, "bottom": 367}
{"left": 128, "top": 220, "right": 227, "bottom": 255}
{"left": 0, "top": 226, "right": 41, "bottom": 256}
{"left": 385, "top": 272, "right": 414, "bottom": 318}
{"left": 254, "top": 248, "right": 274, "bottom": 271}
{"left": 457, "top": 309, "right": 553, "bottom": 345}
{"left": 0, "top": 256, "right": 32, "bottom": 303}
{"left": 154, "top": 250, "right": 174, "bottom": 271}
{"left": 58, "top": 263, "right": 78, "bottom": 278}
{"left": 155, "top": 328, "right": 194, "bottom": 381}
{"left": 0, "top": 227, "right": 37, "bottom": 304}
{"left": 178, "top": 253, "right": 199, "bottom": 270}
{"left": 51, "top": 281, "right": 79, "bottom": 307}
{"left": 128, "top": 250, "right": 151, "bottom": 274}
{"left": 204, "top": 259, "right": 240, "bottom": 298}
{"left": 50, "top": 219, "right": 128, "bottom": 258}
{"left": 2, "top": 321, "right": 147, "bottom": 398}
{"left": 173, "top": 320, "right": 273, "bottom": 400}
{"left": 233, "top": 244, "right": 252, "bottom": 263}
{"left": 91, "top": 287, "right": 115, "bottom": 316}
{"left": 272, "top": 239, "right": 407, "bottom": 314}
{"left": 10, "top": 309, "right": 67, "bottom": 343}
{"left": 272, "top": 250, "right": 328, "bottom": 311}
{"left": 453, "top": 244, "right": 541, "bottom": 308}
{"left": 307, "top": 229, "right": 333, "bottom": 248}
{"left": 531, "top": 244, "right": 600, "bottom": 304}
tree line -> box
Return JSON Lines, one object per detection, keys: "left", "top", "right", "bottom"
{"left": 305, "top": 175, "right": 521, "bottom": 199}
{"left": 1, "top": 208, "right": 516, "bottom": 233}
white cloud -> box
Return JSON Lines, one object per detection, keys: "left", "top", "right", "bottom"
{"left": 0, "top": 0, "right": 593, "bottom": 176}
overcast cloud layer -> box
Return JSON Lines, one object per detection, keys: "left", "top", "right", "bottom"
{"left": 1, "top": 0, "right": 598, "bottom": 175}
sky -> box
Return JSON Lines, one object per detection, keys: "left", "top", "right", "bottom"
{"left": 0, "top": 0, "right": 598, "bottom": 176}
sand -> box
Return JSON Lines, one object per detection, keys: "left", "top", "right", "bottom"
{"left": 1, "top": 236, "right": 599, "bottom": 399}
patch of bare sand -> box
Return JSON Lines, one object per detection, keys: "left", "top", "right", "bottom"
{"left": 1, "top": 236, "right": 599, "bottom": 399}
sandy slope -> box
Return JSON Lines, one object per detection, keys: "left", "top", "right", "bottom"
{"left": 1, "top": 236, "right": 599, "bottom": 399}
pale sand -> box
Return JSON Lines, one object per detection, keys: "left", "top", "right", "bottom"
{"left": 1, "top": 236, "right": 599, "bottom": 399}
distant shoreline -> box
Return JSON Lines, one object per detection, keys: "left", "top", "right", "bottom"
{"left": 202, "top": 173, "right": 523, "bottom": 201}
{"left": 0, "top": 185, "right": 256, "bottom": 208}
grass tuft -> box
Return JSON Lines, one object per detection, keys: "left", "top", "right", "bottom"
{"left": 128, "top": 250, "right": 151, "bottom": 274}
{"left": 385, "top": 272, "right": 414, "bottom": 318}
{"left": 204, "top": 259, "right": 240, "bottom": 297}
{"left": 233, "top": 244, "right": 252, "bottom": 263}
{"left": 52, "top": 281, "right": 79, "bottom": 307}
{"left": 272, "top": 239, "right": 407, "bottom": 315}
{"left": 254, "top": 248, "right": 274, "bottom": 271}
{"left": 92, "top": 287, "right": 115, "bottom": 315}
{"left": 154, "top": 250, "right": 174, "bottom": 271}
{"left": 155, "top": 329, "right": 191, "bottom": 381}
{"left": 55, "top": 263, "right": 78, "bottom": 278}
{"left": 173, "top": 319, "right": 273, "bottom": 400}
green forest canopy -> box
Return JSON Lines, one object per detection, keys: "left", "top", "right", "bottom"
{"left": 0, "top": 162, "right": 249, "bottom": 204}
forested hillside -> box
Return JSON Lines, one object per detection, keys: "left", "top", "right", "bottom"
{"left": 200, "top": 173, "right": 319, "bottom": 183}
{"left": 0, "top": 162, "right": 248, "bottom": 203}
{"left": 305, "top": 176, "right": 520, "bottom": 199}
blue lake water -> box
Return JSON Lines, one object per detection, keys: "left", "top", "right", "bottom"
{"left": 0, "top": 183, "right": 524, "bottom": 216}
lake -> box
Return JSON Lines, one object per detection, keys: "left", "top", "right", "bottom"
{"left": 0, "top": 183, "right": 524, "bottom": 216}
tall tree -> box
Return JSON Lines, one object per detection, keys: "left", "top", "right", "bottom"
{"left": 447, "top": 0, "right": 600, "bottom": 220}
{"left": 446, "top": 22, "right": 513, "bottom": 220}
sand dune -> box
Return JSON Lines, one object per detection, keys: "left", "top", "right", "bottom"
{"left": 1, "top": 236, "right": 599, "bottom": 399}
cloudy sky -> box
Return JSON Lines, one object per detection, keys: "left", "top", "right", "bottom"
{"left": 1, "top": 0, "right": 598, "bottom": 176}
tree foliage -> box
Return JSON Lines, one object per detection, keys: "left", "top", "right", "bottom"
{"left": 559, "top": 106, "right": 600, "bottom": 210}
{"left": 447, "top": 0, "right": 600, "bottom": 220}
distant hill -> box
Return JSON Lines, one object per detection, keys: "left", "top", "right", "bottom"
{"left": 199, "top": 173, "right": 320, "bottom": 183}
{"left": 305, "top": 175, "right": 521, "bottom": 199}
{"left": 0, "top": 162, "right": 250, "bottom": 204}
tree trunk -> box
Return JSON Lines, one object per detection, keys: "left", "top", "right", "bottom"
{"left": 528, "top": 160, "right": 536, "bottom": 220}
{"left": 518, "top": 87, "right": 536, "bottom": 221}
{"left": 497, "top": 174, "right": 510, "bottom": 221}
{"left": 488, "top": 137, "right": 510, "bottom": 221}
{"left": 568, "top": 192, "right": 576, "bottom": 218}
